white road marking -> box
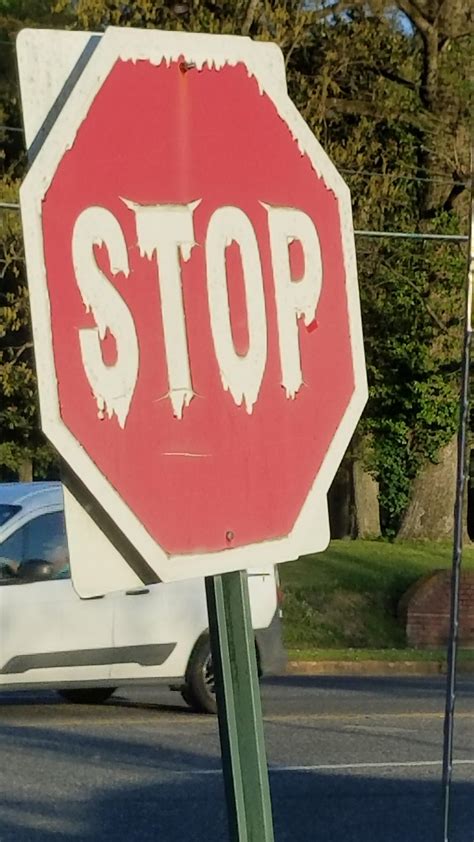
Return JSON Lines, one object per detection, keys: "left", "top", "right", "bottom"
{"left": 268, "top": 759, "right": 474, "bottom": 772}
{"left": 182, "top": 759, "right": 474, "bottom": 776}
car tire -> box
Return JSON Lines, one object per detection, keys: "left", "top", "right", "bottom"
{"left": 181, "top": 637, "right": 217, "bottom": 715}
{"left": 58, "top": 688, "right": 116, "bottom": 705}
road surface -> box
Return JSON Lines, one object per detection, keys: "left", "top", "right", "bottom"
{"left": 0, "top": 675, "right": 472, "bottom": 840}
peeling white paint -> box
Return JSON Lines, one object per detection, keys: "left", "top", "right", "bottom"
{"left": 100, "top": 27, "right": 340, "bottom": 182}
{"left": 162, "top": 452, "right": 209, "bottom": 458}
{"left": 72, "top": 206, "right": 139, "bottom": 428}
{"left": 125, "top": 199, "right": 199, "bottom": 419}
{"left": 206, "top": 206, "right": 267, "bottom": 414}
{"left": 120, "top": 36, "right": 277, "bottom": 99}
{"left": 264, "top": 204, "right": 322, "bottom": 398}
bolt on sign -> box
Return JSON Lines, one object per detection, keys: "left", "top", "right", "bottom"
{"left": 18, "top": 27, "right": 367, "bottom": 592}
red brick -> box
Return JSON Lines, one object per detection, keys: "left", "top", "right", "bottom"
{"left": 403, "top": 571, "right": 474, "bottom": 648}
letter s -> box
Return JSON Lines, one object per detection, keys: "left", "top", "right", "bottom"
{"left": 72, "top": 206, "right": 139, "bottom": 428}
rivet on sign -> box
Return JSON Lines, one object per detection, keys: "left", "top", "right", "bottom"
{"left": 179, "top": 61, "right": 196, "bottom": 74}
{"left": 226, "top": 531, "right": 234, "bottom": 542}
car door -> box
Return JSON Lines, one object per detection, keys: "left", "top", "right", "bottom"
{"left": 110, "top": 569, "right": 281, "bottom": 684}
{"left": 0, "top": 507, "right": 114, "bottom": 688}
{"left": 110, "top": 578, "right": 209, "bottom": 683}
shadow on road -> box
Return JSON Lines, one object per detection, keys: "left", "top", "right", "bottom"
{"left": 0, "top": 720, "right": 471, "bottom": 841}
{"left": 265, "top": 674, "right": 474, "bottom": 698}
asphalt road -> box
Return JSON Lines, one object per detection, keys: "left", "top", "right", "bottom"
{"left": 0, "top": 675, "right": 472, "bottom": 841}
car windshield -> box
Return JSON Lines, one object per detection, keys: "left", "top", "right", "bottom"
{"left": 0, "top": 504, "right": 20, "bottom": 528}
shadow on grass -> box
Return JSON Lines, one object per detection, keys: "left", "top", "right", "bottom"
{"left": 282, "top": 540, "right": 471, "bottom": 601}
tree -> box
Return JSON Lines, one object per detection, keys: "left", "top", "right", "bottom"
{"left": 383, "top": 0, "right": 472, "bottom": 539}
{"left": 0, "top": 0, "right": 64, "bottom": 479}
{"left": 288, "top": 1, "right": 471, "bottom": 536}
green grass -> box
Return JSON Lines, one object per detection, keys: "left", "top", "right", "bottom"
{"left": 287, "top": 648, "right": 474, "bottom": 663}
{"left": 280, "top": 540, "right": 474, "bottom": 652}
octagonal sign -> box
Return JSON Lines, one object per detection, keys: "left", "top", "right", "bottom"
{"left": 19, "top": 27, "right": 367, "bottom": 583}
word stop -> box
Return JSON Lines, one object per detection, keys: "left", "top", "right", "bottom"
{"left": 72, "top": 201, "right": 322, "bottom": 427}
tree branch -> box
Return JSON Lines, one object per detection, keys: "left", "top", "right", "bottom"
{"left": 380, "top": 263, "right": 450, "bottom": 334}
{"left": 284, "top": 15, "right": 308, "bottom": 69}
{"left": 377, "top": 68, "right": 418, "bottom": 92}
{"left": 242, "top": 0, "right": 259, "bottom": 35}
{"left": 442, "top": 180, "right": 467, "bottom": 212}
{"left": 397, "top": 0, "right": 433, "bottom": 36}
{"left": 309, "top": 0, "right": 353, "bottom": 22}
{"left": 9, "top": 342, "right": 33, "bottom": 364}
{"left": 434, "top": 0, "right": 449, "bottom": 25}
{"left": 325, "top": 97, "right": 431, "bottom": 130}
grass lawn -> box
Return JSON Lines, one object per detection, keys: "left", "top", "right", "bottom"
{"left": 287, "top": 648, "right": 474, "bottom": 663}
{"left": 279, "top": 539, "right": 474, "bottom": 654}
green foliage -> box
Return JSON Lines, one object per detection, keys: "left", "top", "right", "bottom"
{"left": 287, "top": 647, "right": 474, "bottom": 662}
{"left": 360, "top": 220, "right": 466, "bottom": 532}
{"left": 288, "top": 3, "right": 471, "bottom": 533}
{"left": 0, "top": 176, "right": 57, "bottom": 477}
{"left": 280, "top": 539, "right": 474, "bottom": 649}
{"left": 0, "top": 1, "right": 62, "bottom": 478}
{"left": 283, "top": 587, "right": 406, "bottom": 648}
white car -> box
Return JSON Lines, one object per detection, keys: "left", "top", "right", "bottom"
{"left": 0, "top": 482, "right": 285, "bottom": 712}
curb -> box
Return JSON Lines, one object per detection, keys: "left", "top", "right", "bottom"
{"left": 287, "top": 660, "right": 474, "bottom": 677}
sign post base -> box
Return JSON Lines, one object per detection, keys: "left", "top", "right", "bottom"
{"left": 205, "top": 570, "right": 275, "bottom": 842}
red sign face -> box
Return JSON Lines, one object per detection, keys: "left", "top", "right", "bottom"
{"left": 21, "top": 29, "right": 366, "bottom": 579}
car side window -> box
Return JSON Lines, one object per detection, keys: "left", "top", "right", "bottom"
{"left": 0, "top": 525, "right": 25, "bottom": 578}
{"left": 0, "top": 512, "right": 70, "bottom": 584}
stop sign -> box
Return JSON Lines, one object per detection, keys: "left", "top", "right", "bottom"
{"left": 19, "top": 27, "right": 367, "bottom": 582}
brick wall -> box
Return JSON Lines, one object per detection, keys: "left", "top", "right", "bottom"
{"left": 401, "top": 570, "right": 474, "bottom": 648}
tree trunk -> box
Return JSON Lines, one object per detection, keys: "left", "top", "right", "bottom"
{"left": 327, "top": 459, "right": 354, "bottom": 539}
{"left": 18, "top": 458, "right": 33, "bottom": 483}
{"left": 397, "top": 435, "right": 464, "bottom": 540}
{"left": 353, "top": 460, "right": 381, "bottom": 539}
{"left": 328, "top": 456, "right": 381, "bottom": 539}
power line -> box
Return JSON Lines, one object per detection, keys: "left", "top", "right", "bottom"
{"left": 0, "top": 128, "right": 470, "bottom": 189}
{"left": 355, "top": 229, "right": 468, "bottom": 242}
{"left": 0, "top": 124, "right": 23, "bottom": 134}
{"left": 0, "top": 124, "right": 470, "bottom": 188}
{"left": 0, "top": 126, "right": 468, "bottom": 190}
{"left": 0, "top": 201, "right": 468, "bottom": 242}
{"left": 341, "top": 169, "right": 468, "bottom": 188}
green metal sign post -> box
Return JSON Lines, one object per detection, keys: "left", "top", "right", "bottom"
{"left": 206, "top": 570, "right": 275, "bottom": 842}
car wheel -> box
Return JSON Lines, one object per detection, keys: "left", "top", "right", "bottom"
{"left": 58, "top": 688, "right": 116, "bottom": 704}
{"left": 181, "top": 638, "right": 217, "bottom": 714}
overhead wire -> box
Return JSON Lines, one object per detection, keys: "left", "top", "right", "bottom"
{"left": 0, "top": 126, "right": 470, "bottom": 186}
{"left": 0, "top": 124, "right": 23, "bottom": 133}
{"left": 0, "top": 199, "right": 468, "bottom": 241}
{"left": 339, "top": 169, "right": 468, "bottom": 188}
{"left": 0, "top": 73, "right": 469, "bottom": 238}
